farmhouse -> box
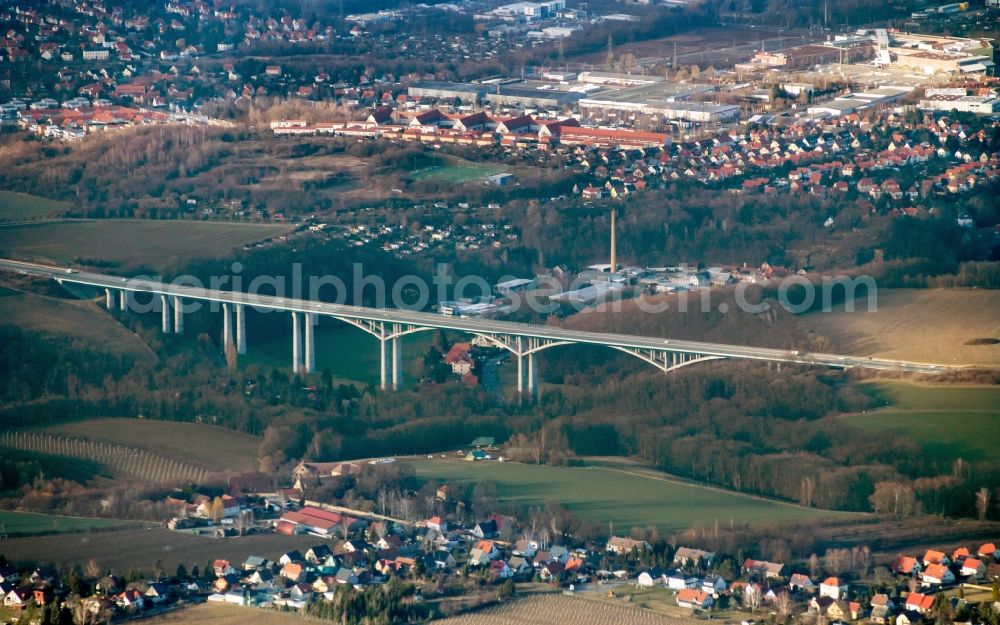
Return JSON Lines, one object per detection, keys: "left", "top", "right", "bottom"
{"left": 673, "top": 547, "right": 716, "bottom": 566}
{"left": 606, "top": 536, "right": 650, "bottom": 555}
{"left": 744, "top": 558, "right": 786, "bottom": 578}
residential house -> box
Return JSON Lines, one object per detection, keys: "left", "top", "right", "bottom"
{"left": 508, "top": 556, "right": 532, "bottom": 576}
{"left": 904, "top": 592, "right": 934, "bottom": 614}
{"left": 280, "top": 563, "right": 304, "bottom": 583}
{"left": 213, "top": 560, "right": 235, "bottom": 577}
{"left": 673, "top": 547, "right": 715, "bottom": 566}
{"left": 666, "top": 571, "right": 697, "bottom": 590}
{"left": 426, "top": 516, "right": 447, "bottom": 533}
{"left": 279, "top": 551, "right": 304, "bottom": 565}
{"left": 243, "top": 556, "right": 269, "bottom": 572}
{"left": 920, "top": 563, "right": 954, "bottom": 587}
{"left": 305, "top": 545, "right": 333, "bottom": 563}
{"left": 922, "top": 550, "right": 948, "bottom": 567}
{"left": 978, "top": 543, "right": 999, "bottom": 560}
{"left": 960, "top": 557, "right": 985, "bottom": 579}
{"left": 145, "top": 583, "right": 169, "bottom": 604}
{"left": 827, "top": 599, "right": 862, "bottom": 621}
{"left": 606, "top": 536, "right": 650, "bottom": 555}
{"left": 789, "top": 573, "right": 816, "bottom": 594}
{"left": 890, "top": 556, "right": 921, "bottom": 576}
{"left": 744, "top": 558, "right": 786, "bottom": 579}
{"left": 676, "top": 588, "right": 713, "bottom": 610}
{"left": 870, "top": 594, "right": 896, "bottom": 624}
{"left": 539, "top": 561, "right": 565, "bottom": 582}
{"left": 512, "top": 539, "right": 538, "bottom": 558}
{"left": 820, "top": 576, "right": 848, "bottom": 600}
{"left": 489, "top": 560, "right": 514, "bottom": 579}
{"left": 473, "top": 520, "right": 498, "bottom": 539}
{"left": 701, "top": 574, "right": 727, "bottom": 595}
{"left": 637, "top": 567, "right": 666, "bottom": 587}
{"left": 896, "top": 610, "right": 925, "bottom": 625}
{"left": 4, "top": 588, "right": 29, "bottom": 608}
{"left": 431, "top": 550, "right": 456, "bottom": 571}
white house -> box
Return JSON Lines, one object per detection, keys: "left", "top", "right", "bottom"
{"left": 921, "top": 564, "right": 955, "bottom": 587}
{"left": 637, "top": 568, "right": 666, "bottom": 587}
{"left": 820, "top": 577, "right": 847, "bottom": 600}
{"left": 961, "top": 558, "right": 985, "bottom": 579}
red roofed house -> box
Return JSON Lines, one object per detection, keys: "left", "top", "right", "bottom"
{"left": 978, "top": 543, "right": 999, "bottom": 560}
{"left": 921, "top": 563, "right": 954, "bottom": 587}
{"left": 890, "top": 556, "right": 920, "bottom": 575}
{"left": 213, "top": 559, "right": 235, "bottom": 577}
{"left": 444, "top": 343, "right": 474, "bottom": 376}
{"left": 905, "top": 592, "right": 935, "bottom": 614}
{"left": 677, "top": 588, "right": 713, "bottom": 610}
{"left": 820, "top": 577, "right": 847, "bottom": 600}
{"left": 961, "top": 557, "right": 985, "bottom": 579}
{"left": 922, "top": 550, "right": 948, "bottom": 566}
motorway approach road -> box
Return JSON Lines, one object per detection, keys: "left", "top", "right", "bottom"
{"left": 0, "top": 257, "right": 961, "bottom": 376}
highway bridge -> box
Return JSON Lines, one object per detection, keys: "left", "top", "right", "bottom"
{"left": 0, "top": 258, "right": 958, "bottom": 400}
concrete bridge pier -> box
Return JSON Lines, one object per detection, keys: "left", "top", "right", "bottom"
{"left": 391, "top": 324, "right": 402, "bottom": 391}
{"left": 160, "top": 295, "right": 171, "bottom": 333}
{"left": 379, "top": 334, "right": 388, "bottom": 391}
{"left": 235, "top": 304, "right": 246, "bottom": 355}
{"left": 527, "top": 351, "right": 538, "bottom": 402}
{"left": 291, "top": 311, "right": 302, "bottom": 375}
{"left": 173, "top": 296, "right": 183, "bottom": 334}
{"left": 105, "top": 288, "right": 114, "bottom": 309}
{"left": 222, "top": 303, "right": 233, "bottom": 350}
{"left": 119, "top": 290, "right": 127, "bottom": 312}
{"left": 515, "top": 337, "right": 525, "bottom": 403}
{"left": 303, "top": 312, "right": 315, "bottom": 374}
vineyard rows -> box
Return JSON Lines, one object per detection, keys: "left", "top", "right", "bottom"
{"left": 433, "top": 594, "right": 698, "bottom": 625}
{"left": 0, "top": 430, "right": 210, "bottom": 484}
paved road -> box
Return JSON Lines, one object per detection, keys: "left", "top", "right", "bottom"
{"left": 0, "top": 258, "right": 959, "bottom": 375}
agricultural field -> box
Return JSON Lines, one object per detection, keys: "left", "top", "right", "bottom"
{"left": 408, "top": 457, "right": 834, "bottom": 533}
{"left": 838, "top": 381, "right": 1000, "bottom": 464}
{"left": 803, "top": 288, "right": 1000, "bottom": 367}
{"left": 432, "top": 593, "right": 700, "bottom": 625}
{"left": 0, "top": 527, "right": 321, "bottom": 574}
{"left": 142, "top": 603, "right": 311, "bottom": 625}
{"left": 44, "top": 418, "right": 262, "bottom": 473}
{"left": 0, "top": 511, "right": 140, "bottom": 536}
{"left": 0, "top": 219, "right": 293, "bottom": 271}
{"left": 0, "top": 190, "right": 72, "bottom": 221}
{"left": 0, "top": 288, "right": 150, "bottom": 357}
{"left": 247, "top": 320, "right": 434, "bottom": 387}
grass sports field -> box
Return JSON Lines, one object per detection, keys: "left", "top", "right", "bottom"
{"left": 44, "top": 418, "right": 262, "bottom": 472}
{"left": 0, "top": 190, "right": 72, "bottom": 221}
{"left": 0, "top": 511, "right": 139, "bottom": 536}
{"left": 410, "top": 157, "right": 511, "bottom": 184}
{"left": 0, "top": 527, "right": 322, "bottom": 573}
{"left": 0, "top": 219, "right": 292, "bottom": 271}
{"left": 247, "top": 320, "right": 434, "bottom": 387}
{"left": 840, "top": 381, "right": 1000, "bottom": 463}
{"left": 408, "top": 457, "right": 834, "bottom": 532}
{"left": 803, "top": 288, "right": 1000, "bottom": 367}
